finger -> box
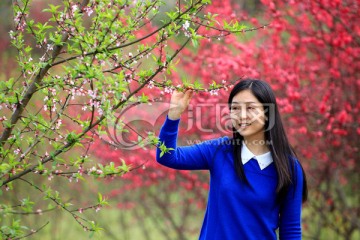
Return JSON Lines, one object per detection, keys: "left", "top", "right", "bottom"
{"left": 172, "top": 89, "right": 180, "bottom": 96}
{"left": 184, "top": 89, "right": 193, "bottom": 99}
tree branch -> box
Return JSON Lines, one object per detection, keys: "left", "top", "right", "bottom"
{"left": 50, "top": 0, "right": 202, "bottom": 67}
{"left": 0, "top": 0, "right": 90, "bottom": 147}
{"left": 1, "top": 30, "right": 192, "bottom": 186}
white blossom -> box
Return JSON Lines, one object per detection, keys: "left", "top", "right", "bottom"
{"left": 121, "top": 92, "right": 127, "bottom": 101}
{"left": 47, "top": 44, "right": 54, "bottom": 51}
{"left": 36, "top": 209, "right": 43, "bottom": 215}
{"left": 55, "top": 119, "right": 62, "bottom": 129}
{"left": 9, "top": 30, "right": 15, "bottom": 39}
{"left": 84, "top": 7, "right": 93, "bottom": 16}
{"left": 89, "top": 166, "right": 97, "bottom": 173}
{"left": 164, "top": 87, "right": 173, "bottom": 94}
{"left": 147, "top": 81, "right": 154, "bottom": 89}
{"left": 71, "top": 5, "right": 78, "bottom": 12}
{"left": 209, "top": 89, "right": 219, "bottom": 96}
{"left": 87, "top": 89, "right": 97, "bottom": 99}
{"left": 183, "top": 20, "right": 190, "bottom": 30}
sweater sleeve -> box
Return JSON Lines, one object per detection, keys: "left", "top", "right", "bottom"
{"left": 279, "top": 160, "right": 304, "bottom": 240}
{"left": 156, "top": 116, "right": 221, "bottom": 170}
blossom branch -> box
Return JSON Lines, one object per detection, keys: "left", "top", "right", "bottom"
{"left": 18, "top": 177, "right": 101, "bottom": 232}
{"left": 50, "top": 0, "right": 203, "bottom": 67}
{"left": 0, "top": 0, "right": 91, "bottom": 147}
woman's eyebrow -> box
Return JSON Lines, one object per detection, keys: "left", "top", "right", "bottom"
{"left": 231, "top": 101, "right": 258, "bottom": 104}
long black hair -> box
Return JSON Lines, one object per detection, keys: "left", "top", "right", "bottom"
{"left": 228, "top": 79, "right": 308, "bottom": 202}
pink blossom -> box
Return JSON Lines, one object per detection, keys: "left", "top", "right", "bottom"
{"left": 55, "top": 119, "right": 62, "bottom": 129}
{"left": 36, "top": 209, "right": 43, "bottom": 215}
{"left": 83, "top": 6, "right": 93, "bottom": 16}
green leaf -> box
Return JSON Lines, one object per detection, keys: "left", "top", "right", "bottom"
{"left": 97, "top": 193, "right": 103, "bottom": 203}
{"left": 0, "top": 163, "right": 12, "bottom": 174}
{"left": 138, "top": 93, "right": 149, "bottom": 103}
{"left": 43, "top": 4, "right": 61, "bottom": 13}
{"left": 24, "top": 46, "right": 32, "bottom": 53}
{"left": 159, "top": 142, "right": 174, "bottom": 158}
{"left": 191, "top": 38, "right": 199, "bottom": 48}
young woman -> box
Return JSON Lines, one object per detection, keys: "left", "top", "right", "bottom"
{"left": 156, "top": 79, "right": 308, "bottom": 240}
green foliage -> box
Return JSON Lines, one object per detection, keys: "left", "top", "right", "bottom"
{"left": 158, "top": 142, "right": 174, "bottom": 158}
{"left": 0, "top": 219, "right": 28, "bottom": 239}
{"left": 0, "top": 0, "right": 246, "bottom": 238}
{"left": 222, "top": 20, "right": 247, "bottom": 34}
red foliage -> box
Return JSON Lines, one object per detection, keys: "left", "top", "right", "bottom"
{"left": 91, "top": 1, "right": 359, "bottom": 235}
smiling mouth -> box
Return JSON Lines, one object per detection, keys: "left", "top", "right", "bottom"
{"left": 238, "top": 123, "right": 251, "bottom": 128}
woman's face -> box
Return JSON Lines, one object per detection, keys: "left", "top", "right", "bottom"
{"left": 230, "top": 90, "right": 267, "bottom": 141}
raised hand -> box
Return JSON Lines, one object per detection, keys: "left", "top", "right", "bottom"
{"left": 168, "top": 89, "right": 194, "bottom": 120}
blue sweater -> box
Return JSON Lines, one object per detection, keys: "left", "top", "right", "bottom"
{"left": 156, "top": 117, "right": 304, "bottom": 240}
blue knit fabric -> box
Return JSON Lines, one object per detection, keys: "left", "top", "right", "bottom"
{"left": 156, "top": 116, "right": 304, "bottom": 240}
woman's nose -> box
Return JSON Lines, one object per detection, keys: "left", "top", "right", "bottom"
{"left": 237, "top": 107, "right": 248, "bottom": 120}
{"left": 230, "top": 105, "right": 249, "bottom": 120}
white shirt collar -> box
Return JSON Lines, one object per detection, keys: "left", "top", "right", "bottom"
{"left": 241, "top": 142, "right": 273, "bottom": 170}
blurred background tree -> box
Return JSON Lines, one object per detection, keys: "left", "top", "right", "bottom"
{"left": 92, "top": 0, "right": 360, "bottom": 239}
